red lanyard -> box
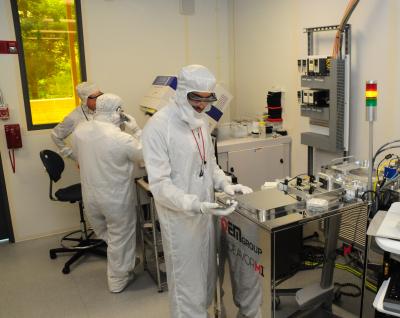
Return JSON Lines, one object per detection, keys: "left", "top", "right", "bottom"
{"left": 191, "top": 128, "right": 206, "bottom": 165}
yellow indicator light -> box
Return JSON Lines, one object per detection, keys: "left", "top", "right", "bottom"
{"left": 365, "top": 91, "right": 378, "bottom": 98}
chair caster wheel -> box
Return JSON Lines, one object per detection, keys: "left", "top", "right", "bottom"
{"left": 62, "top": 267, "right": 70, "bottom": 274}
{"left": 50, "top": 252, "right": 57, "bottom": 259}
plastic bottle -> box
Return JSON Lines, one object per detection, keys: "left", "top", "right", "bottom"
{"left": 258, "top": 121, "right": 266, "bottom": 137}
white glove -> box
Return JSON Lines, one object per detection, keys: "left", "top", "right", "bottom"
{"left": 123, "top": 113, "right": 141, "bottom": 132}
{"left": 61, "top": 149, "right": 76, "bottom": 161}
{"left": 200, "top": 201, "right": 238, "bottom": 216}
{"left": 68, "top": 152, "right": 77, "bottom": 161}
{"left": 223, "top": 184, "right": 253, "bottom": 196}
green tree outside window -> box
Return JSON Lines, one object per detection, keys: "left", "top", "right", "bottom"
{"left": 16, "top": 0, "right": 83, "bottom": 126}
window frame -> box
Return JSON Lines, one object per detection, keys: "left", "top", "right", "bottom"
{"left": 10, "top": 0, "right": 87, "bottom": 131}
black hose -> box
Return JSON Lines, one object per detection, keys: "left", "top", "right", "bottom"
{"left": 334, "top": 282, "right": 361, "bottom": 298}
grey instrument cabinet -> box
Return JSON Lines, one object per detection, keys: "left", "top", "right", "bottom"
{"left": 217, "top": 136, "right": 291, "bottom": 190}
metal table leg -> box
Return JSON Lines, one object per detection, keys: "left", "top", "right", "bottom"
{"left": 135, "top": 181, "right": 147, "bottom": 270}
{"left": 150, "top": 198, "right": 163, "bottom": 292}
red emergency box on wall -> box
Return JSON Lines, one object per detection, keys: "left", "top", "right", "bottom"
{"left": 0, "top": 41, "right": 18, "bottom": 54}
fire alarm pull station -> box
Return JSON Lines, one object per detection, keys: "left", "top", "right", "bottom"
{"left": 0, "top": 40, "right": 18, "bottom": 54}
{"left": 4, "top": 124, "right": 22, "bottom": 173}
{"left": 0, "top": 106, "right": 9, "bottom": 120}
{"left": 0, "top": 89, "right": 9, "bottom": 120}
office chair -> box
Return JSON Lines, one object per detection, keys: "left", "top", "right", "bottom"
{"left": 40, "top": 149, "right": 106, "bottom": 274}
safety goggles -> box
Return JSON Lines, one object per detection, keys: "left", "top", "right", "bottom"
{"left": 87, "top": 92, "right": 104, "bottom": 100}
{"left": 187, "top": 92, "right": 217, "bottom": 103}
{"left": 116, "top": 106, "right": 129, "bottom": 122}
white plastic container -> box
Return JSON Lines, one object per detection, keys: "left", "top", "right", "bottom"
{"left": 217, "top": 123, "right": 231, "bottom": 140}
{"left": 230, "top": 122, "right": 248, "bottom": 138}
{"left": 266, "top": 120, "right": 283, "bottom": 132}
{"left": 261, "top": 181, "right": 277, "bottom": 191}
{"left": 306, "top": 198, "right": 328, "bottom": 214}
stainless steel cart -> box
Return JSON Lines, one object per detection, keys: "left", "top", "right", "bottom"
{"left": 216, "top": 188, "right": 368, "bottom": 318}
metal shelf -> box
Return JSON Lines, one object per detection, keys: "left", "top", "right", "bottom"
{"left": 301, "top": 75, "right": 333, "bottom": 90}
{"left": 136, "top": 177, "right": 168, "bottom": 292}
{"left": 301, "top": 105, "right": 330, "bottom": 121}
{"left": 303, "top": 24, "right": 351, "bottom": 34}
{"left": 143, "top": 230, "right": 163, "bottom": 249}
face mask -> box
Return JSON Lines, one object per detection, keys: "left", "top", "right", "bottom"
{"left": 192, "top": 107, "right": 204, "bottom": 119}
{"left": 110, "top": 112, "right": 123, "bottom": 126}
{"left": 188, "top": 97, "right": 214, "bottom": 115}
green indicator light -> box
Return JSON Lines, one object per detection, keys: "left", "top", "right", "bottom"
{"left": 366, "top": 98, "right": 377, "bottom": 107}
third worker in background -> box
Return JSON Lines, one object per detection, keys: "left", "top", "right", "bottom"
{"left": 51, "top": 81, "right": 142, "bottom": 160}
{"left": 142, "top": 64, "right": 252, "bottom": 317}
{"left": 51, "top": 82, "right": 102, "bottom": 160}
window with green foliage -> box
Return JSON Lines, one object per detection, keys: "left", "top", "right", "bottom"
{"left": 12, "top": 0, "right": 85, "bottom": 130}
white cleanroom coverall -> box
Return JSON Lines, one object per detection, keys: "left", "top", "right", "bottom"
{"left": 72, "top": 93, "right": 143, "bottom": 293}
{"left": 52, "top": 82, "right": 99, "bottom": 160}
{"left": 142, "top": 65, "right": 241, "bottom": 317}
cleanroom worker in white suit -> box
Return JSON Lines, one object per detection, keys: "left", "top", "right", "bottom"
{"left": 72, "top": 93, "right": 143, "bottom": 293}
{"left": 142, "top": 65, "right": 252, "bottom": 317}
{"left": 51, "top": 82, "right": 102, "bottom": 160}
{"left": 52, "top": 82, "right": 141, "bottom": 160}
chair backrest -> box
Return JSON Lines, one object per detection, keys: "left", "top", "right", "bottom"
{"left": 40, "top": 150, "right": 65, "bottom": 183}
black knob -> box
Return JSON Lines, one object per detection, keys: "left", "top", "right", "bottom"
{"left": 280, "top": 159, "right": 284, "bottom": 164}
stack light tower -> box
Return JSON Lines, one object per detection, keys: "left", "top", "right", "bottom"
{"left": 366, "top": 80, "right": 377, "bottom": 196}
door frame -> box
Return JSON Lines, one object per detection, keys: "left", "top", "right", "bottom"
{"left": 0, "top": 152, "right": 14, "bottom": 243}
